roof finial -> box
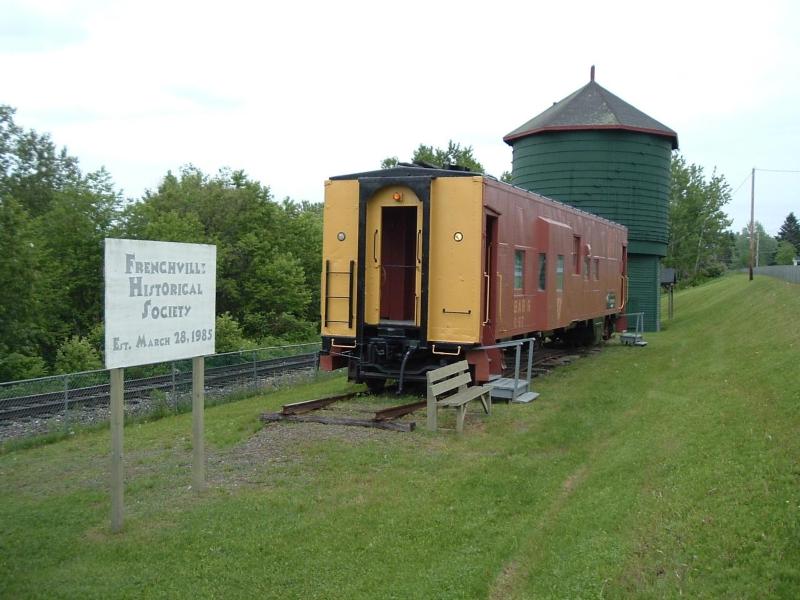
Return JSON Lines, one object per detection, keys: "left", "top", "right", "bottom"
{"left": 590, "top": 65, "right": 595, "bottom": 82}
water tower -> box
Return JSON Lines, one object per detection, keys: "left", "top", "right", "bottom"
{"left": 504, "top": 67, "right": 677, "bottom": 331}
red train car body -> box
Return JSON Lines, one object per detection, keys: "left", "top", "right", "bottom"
{"left": 319, "top": 166, "right": 628, "bottom": 388}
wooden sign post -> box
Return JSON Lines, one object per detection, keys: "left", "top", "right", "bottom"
{"left": 192, "top": 356, "right": 205, "bottom": 491}
{"left": 110, "top": 368, "right": 124, "bottom": 533}
{"left": 104, "top": 239, "right": 216, "bottom": 532}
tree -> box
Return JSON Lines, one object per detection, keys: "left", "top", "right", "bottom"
{"left": 121, "top": 166, "right": 319, "bottom": 342}
{"left": 0, "top": 106, "right": 122, "bottom": 379}
{"left": 776, "top": 212, "right": 800, "bottom": 250}
{"left": 0, "top": 105, "right": 82, "bottom": 217}
{"left": 0, "top": 197, "right": 45, "bottom": 380}
{"left": 665, "top": 154, "right": 733, "bottom": 283}
{"left": 382, "top": 140, "right": 484, "bottom": 173}
{"left": 732, "top": 222, "right": 778, "bottom": 268}
{"left": 775, "top": 240, "right": 798, "bottom": 265}
{"left": 35, "top": 168, "right": 121, "bottom": 348}
{"left": 272, "top": 199, "right": 323, "bottom": 323}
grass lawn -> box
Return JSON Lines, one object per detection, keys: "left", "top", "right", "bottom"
{"left": 1, "top": 273, "right": 799, "bottom": 598}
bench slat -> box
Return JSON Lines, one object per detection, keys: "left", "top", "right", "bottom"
{"left": 437, "top": 385, "right": 490, "bottom": 407}
{"left": 426, "top": 360, "right": 469, "bottom": 384}
{"left": 430, "top": 372, "right": 472, "bottom": 397}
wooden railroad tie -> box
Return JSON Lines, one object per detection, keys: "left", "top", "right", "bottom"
{"left": 261, "top": 394, "right": 425, "bottom": 432}
{"left": 261, "top": 412, "right": 415, "bottom": 432}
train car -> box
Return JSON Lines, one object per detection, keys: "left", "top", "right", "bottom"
{"left": 318, "top": 164, "right": 628, "bottom": 391}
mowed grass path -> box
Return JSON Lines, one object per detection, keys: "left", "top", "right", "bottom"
{"left": 1, "top": 273, "right": 798, "bottom": 599}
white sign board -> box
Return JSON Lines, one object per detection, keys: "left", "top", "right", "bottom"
{"left": 104, "top": 239, "right": 216, "bottom": 369}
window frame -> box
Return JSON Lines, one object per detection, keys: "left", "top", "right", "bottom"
{"left": 514, "top": 249, "right": 525, "bottom": 291}
{"left": 556, "top": 254, "right": 565, "bottom": 291}
{"left": 573, "top": 236, "right": 581, "bottom": 275}
{"left": 537, "top": 253, "right": 547, "bottom": 291}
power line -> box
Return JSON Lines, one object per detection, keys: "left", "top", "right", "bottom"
{"left": 754, "top": 168, "right": 800, "bottom": 174}
{"left": 731, "top": 172, "right": 751, "bottom": 196}
{"left": 721, "top": 168, "right": 798, "bottom": 197}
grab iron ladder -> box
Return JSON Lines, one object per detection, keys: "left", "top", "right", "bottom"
{"left": 323, "top": 260, "right": 355, "bottom": 328}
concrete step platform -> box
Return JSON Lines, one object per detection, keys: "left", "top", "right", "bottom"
{"left": 487, "top": 377, "right": 529, "bottom": 400}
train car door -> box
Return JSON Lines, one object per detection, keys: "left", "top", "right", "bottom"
{"left": 482, "top": 213, "right": 499, "bottom": 345}
{"left": 380, "top": 206, "right": 417, "bottom": 322}
{"left": 363, "top": 188, "right": 423, "bottom": 326}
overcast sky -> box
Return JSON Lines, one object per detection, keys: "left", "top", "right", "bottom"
{"left": 3, "top": 0, "right": 798, "bottom": 234}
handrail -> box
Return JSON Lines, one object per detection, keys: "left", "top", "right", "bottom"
{"left": 432, "top": 344, "right": 461, "bottom": 356}
{"left": 619, "top": 275, "right": 628, "bottom": 310}
{"left": 323, "top": 260, "right": 330, "bottom": 326}
{"left": 475, "top": 337, "right": 536, "bottom": 403}
{"left": 347, "top": 260, "right": 355, "bottom": 329}
{"left": 482, "top": 273, "right": 490, "bottom": 325}
{"left": 331, "top": 339, "right": 357, "bottom": 349}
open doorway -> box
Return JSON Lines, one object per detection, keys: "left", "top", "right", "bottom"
{"left": 380, "top": 206, "right": 417, "bottom": 322}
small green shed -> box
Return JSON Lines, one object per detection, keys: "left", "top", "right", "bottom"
{"left": 504, "top": 68, "right": 678, "bottom": 331}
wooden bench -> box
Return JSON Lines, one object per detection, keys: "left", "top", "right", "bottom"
{"left": 426, "top": 360, "right": 492, "bottom": 433}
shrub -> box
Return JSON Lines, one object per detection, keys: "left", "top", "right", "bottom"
{"left": 53, "top": 336, "right": 103, "bottom": 374}
{"left": 215, "top": 312, "right": 257, "bottom": 353}
{"left": 0, "top": 352, "right": 48, "bottom": 382}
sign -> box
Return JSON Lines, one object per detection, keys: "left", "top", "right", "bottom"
{"left": 104, "top": 239, "right": 216, "bottom": 369}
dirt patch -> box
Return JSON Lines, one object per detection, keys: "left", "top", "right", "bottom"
{"left": 562, "top": 464, "right": 588, "bottom": 495}
{"left": 207, "top": 399, "right": 424, "bottom": 488}
{"left": 488, "top": 559, "right": 522, "bottom": 600}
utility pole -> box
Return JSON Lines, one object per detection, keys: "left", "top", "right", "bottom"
{"left": 756, "top": 231, "right": 760, "bottom": 267}
{"left": 749, "top": 167, "right": 755, "bottom": 280}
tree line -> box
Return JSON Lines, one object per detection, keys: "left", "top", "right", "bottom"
{"left": 664, "top": 154, "right": 798, "bottom": 282}
{"left": 1, "top": 106, "right": 797, "bottom": 381}
{"left": 0, "top": 106, "right": 321, "bottom": 381}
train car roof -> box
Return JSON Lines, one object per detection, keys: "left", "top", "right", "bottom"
{"left": 330, "top": 164, "right": 478, "bottom": 180}
{"left": 329, "top": 163, "right": 626, "bottom": 232}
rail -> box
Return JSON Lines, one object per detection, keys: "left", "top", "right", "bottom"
{"left": 0, "top": 344, "right": 320, "bottom": 425}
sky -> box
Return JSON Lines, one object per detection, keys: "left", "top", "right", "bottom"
{"left": 2, "top": 0, "right": 799, "bottom": 235}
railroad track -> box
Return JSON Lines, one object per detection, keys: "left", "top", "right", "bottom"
{"left": 0, "top": 353, "right": 318, "bottom": 422}
{"left": 500, "top": 345, "right": 600, "bottom": 379}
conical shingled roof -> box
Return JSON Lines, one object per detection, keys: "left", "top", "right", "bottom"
{"left": 504, "top": 77, "right": 678, "bottom": 149}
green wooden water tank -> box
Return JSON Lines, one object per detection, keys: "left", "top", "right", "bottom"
{"left": 504, "top": 70, "right": 678, "bottom": 331}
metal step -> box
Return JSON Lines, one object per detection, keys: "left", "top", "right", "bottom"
{"left": 487, "top": 377, "right": 529, "bottom": 400}
{"left": 620, "top": 332, "right": 647, "bottom": 346}
{"left": 512, "top": 391, "right": 539, "bottom": 404}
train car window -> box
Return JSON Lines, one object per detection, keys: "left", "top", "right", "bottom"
{"left": 593, "top": 257, "right": 600, "bottom": 280}
{"left": 583, "top": 255, "right": 590, "bottom": 279}
{"left": 556, "top": 255, "right": 564, "bottom": 291}
{"left": 573, "top": 236, "right": 581, "bottom": 274}
{"left": 538, "top": 253, "right": 547, "bottom": 290}
{"left": 514, "top": 250, "right": 525, "bottom": 290}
